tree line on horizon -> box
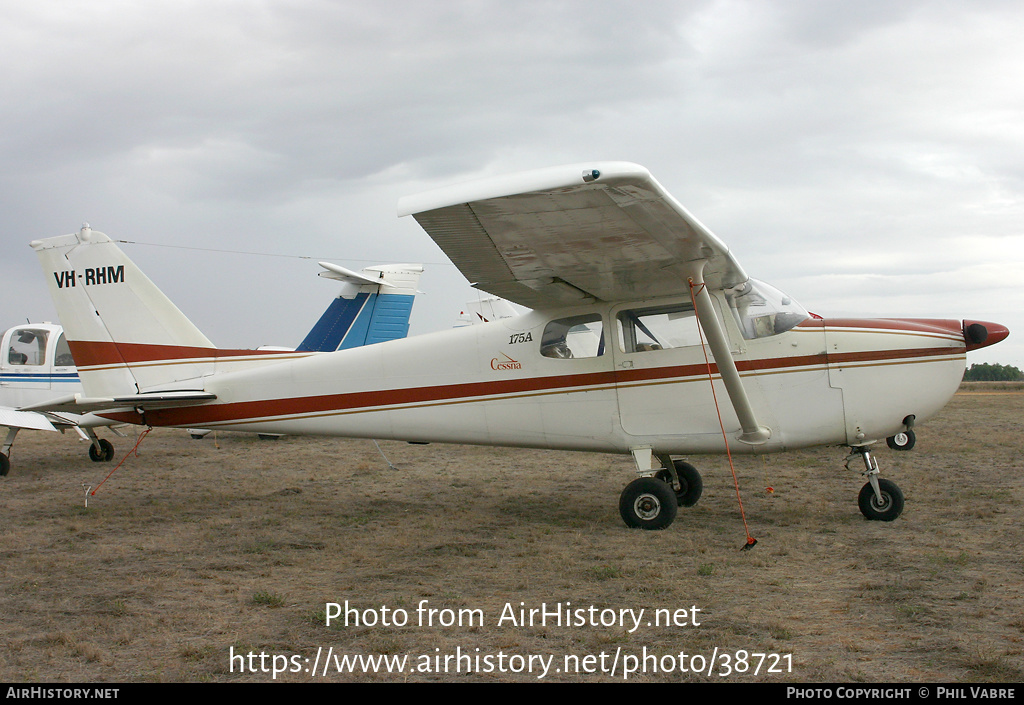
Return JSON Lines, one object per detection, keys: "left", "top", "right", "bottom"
{"left": 962, "top": 362, "right": 1024, "bottom": 381}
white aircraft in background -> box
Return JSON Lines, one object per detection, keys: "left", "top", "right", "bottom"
{"left": 453, "top": 297, "right": 519, "bottom": 328}
{"left": 29, "top": 162, "right": 1007, "bottom": 529}
{"left": 1, "top": 322, "right": 119, "bottom": 475}
{"left": 0, "top": 261, "right": 422, "bottom": 476}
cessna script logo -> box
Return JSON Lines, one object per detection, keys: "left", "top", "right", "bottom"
{"left": 53, "top": 265, "right": 125, "bottom": 289}
{"left": 491, "top": 353, "right": 522, "bottom": 370}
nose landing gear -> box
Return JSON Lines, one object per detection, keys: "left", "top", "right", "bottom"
{"left": 847, "top": 446, "right": 904, "bottom": 521}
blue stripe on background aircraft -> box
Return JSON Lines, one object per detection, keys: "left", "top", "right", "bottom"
{"left": 25, "top": 162, "right": 1008, "bottom": 529}
{"left": 0, "top": 260, "right": 422, "bottom": 476}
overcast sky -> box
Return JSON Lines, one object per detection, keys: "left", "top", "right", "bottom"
{"left": 3, "top": 0, "right": 1022, "bottom": 368}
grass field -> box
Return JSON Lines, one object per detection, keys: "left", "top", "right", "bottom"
{"left": 1, "top": 389, "right": 1021, "bottom": 682}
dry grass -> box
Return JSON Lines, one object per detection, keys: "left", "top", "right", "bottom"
{"left": 1, "top": 392, "right": 1021, "bottom": 682}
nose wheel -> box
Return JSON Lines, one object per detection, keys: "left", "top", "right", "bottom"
{"left": 858, "top": 478, "right": 904, "bottom": 521}
{"left": 847, "top": 446, "right": 904, "bottom": 521}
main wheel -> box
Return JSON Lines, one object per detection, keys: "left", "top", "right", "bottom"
{"left": 858, "top": 479, "right": 904, "bottom": 521}
{"left": 89, "top": 439, "right": 115, "bottom": 462}
{"left": 886, "top": 430, "right": 916, "bottom": 451}
{"left": 619, "top": 477, "right": 678, "bottom": 530}
{"left": 0, "top": 454, "right": 9, "bottom": 477}
{"left": 655, "top": 460, "right": 704, "bottom": 507}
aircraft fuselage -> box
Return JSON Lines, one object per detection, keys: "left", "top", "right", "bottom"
{"left": 95, "top": 289, "right": 989, "bottom": 458}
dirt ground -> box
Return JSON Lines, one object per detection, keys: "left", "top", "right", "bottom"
{"left": 1, "top": 388, "right": 1022, "bottom": 683}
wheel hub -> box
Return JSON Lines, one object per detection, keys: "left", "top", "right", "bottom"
{"left": 633, "top": 493, "right": 662, "bottom": 520}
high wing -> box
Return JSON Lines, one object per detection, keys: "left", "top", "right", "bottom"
{"left": 398, "top": 162, "right": 747, "bottom": 308}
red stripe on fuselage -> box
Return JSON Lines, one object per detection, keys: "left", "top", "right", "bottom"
{"left": 68, "top": 340, "right": 297, "bottom": 367}
{"left": 99, "top": 343, "right": 963, "bottom": 428}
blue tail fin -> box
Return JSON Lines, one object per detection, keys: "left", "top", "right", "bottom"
{"left": 296, "top": 263, "right": 423, "bottom": 352}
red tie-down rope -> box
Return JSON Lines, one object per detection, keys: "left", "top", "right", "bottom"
{"left": 687, "top": 278, "right": 757, "bottom": 550}
{"left": 90, "top": 427, "right": 152, "bottom": 496}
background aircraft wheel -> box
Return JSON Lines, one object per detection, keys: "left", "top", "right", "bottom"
{"left": 655, "top": 461, "right": 704, "bottom": 507}
{"left": 619, "top": 477, "right": 678, "bottom": 530}
{"left": 886, "top": 430, "right": 916, "bottom": 451}
{"left": 89, "top": 439, "right": 115, "bottom": 463}
{"left": 0, "top": 454, "right": 9, "bottom": 477}
{"left": 858, "top": 479, "right": 904, "bottom": 521}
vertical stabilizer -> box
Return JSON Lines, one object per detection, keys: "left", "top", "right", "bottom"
{"left": 296, "top": 263, "right": 422, "bottom": 352}
{"left": 31, "top": 226, "right": 216, "bottom": 396}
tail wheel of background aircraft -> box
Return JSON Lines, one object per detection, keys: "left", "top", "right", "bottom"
{"left": 655, "top": 460, "right": 704, "bottom": 507}
{"left": 0, "top": 454, "right": 9, "bottom": 477}
{"left": 858, "top": 478, "right": 905, "bottom": 521}
{"left": 886, "top": 430, "right": 916, "bottom": 451}
{"left": 619, "top": 477, "right": 678, "bottom": 530}
{"left": 88, "top": 439, "right": 115, "bottom": 463}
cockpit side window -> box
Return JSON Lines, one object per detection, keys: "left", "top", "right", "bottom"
{"left": 540, "top": 314, "right": 604, "bottom": 359}
{"left": 616, "top": 303, "right": 703, "bottom": 353}
{"left": 7, "top": 328, "right": 49, "bottom": 366}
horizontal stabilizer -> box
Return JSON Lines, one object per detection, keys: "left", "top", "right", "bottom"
{"left": 20, "top": 391, "right": 217, "bottom": 414}
{"left": 318, "top": 262, "right": 393, "bottom": 286}
{"left": 0, "top": 408, "right": 57, "bottom": 432}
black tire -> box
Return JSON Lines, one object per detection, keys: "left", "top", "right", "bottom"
{"left": 858, "top": 479, "right": 904, "bottom": 521}
{"left": 673, "top": 460, "right": 703, "bottom": 507}
{"left": 0, "top": 454, "right": 9, "bottom": 477}
{"left": 619, "top": 477, "right": 678, "bottom": 530}
{"left": 886, "top": 430, "right": 916, "bottom": 451}
{"left": 89, "top": 439, "right": 115, "bottom": 463}
{"left": 656, "top": 460, "right": 704, "bottom": 507}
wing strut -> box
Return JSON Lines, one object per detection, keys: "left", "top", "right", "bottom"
{"left": 687, "top": 265, "right": 771, "bottom": 445}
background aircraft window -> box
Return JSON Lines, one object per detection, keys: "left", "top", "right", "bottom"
{"left": 725, "top": 279, "right": 810, "bottom": 339}
{"left": 540, "top": 314, "right": 604, "bottom": 359}
{"left": 7, "top": 328, "right": 49, "bottom": 366}
{"left": 617, "top": 303, "right": 704, "bottom": 353}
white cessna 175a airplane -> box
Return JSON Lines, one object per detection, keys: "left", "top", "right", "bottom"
{"left": 0, "top": 261, "right": 422, "bottom": 476}
{"left": 29, "top": 162, "right": 1007, "bottom": 529}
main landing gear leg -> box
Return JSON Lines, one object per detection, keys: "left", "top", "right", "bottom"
{"left": 619, "top": 448, "right": 676, "bottom": 530}
{"left": 846, "top": 446, "right": 904, "bottom": 521}
{"left": 1, "top": 427, "right": 19, "bottom": 477}
{"left": 655, "top": 454, "right": 704, "bottom": 508}
{"left": 86, "top": 431, "right": 115, "bottom": 463}
{"left": 619, "top": 450, "right": 705, "bottom": 530}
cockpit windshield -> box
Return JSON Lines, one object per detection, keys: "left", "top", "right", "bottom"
{"left": 725, "top": 279, "right": 809, "bottom": 340}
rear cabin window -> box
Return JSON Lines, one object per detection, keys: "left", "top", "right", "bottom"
{"left": 54, "top": 333, "right": 74, "bottom": 367}
{"left": 539, "top": 314, "right": 604, "bottom": 359}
